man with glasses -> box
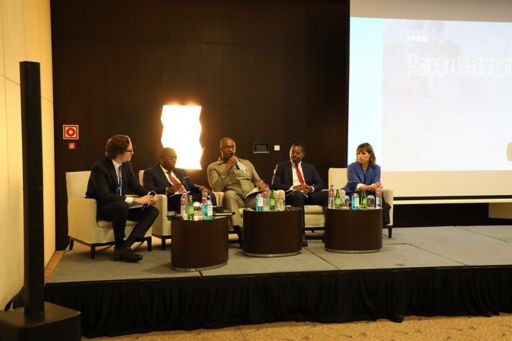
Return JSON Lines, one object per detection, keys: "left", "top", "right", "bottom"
{"left": 86, "top": 134, "right": 158, "bottom": 262}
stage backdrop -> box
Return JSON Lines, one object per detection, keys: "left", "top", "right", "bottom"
{"left": 50, "top": 0, "right": 349, "bottom": 249}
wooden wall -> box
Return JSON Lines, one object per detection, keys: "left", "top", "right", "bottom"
{"left": 51, "top": 0, "right": 349, "bottom": 248}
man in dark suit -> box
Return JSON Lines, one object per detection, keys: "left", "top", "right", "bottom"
{"left": 143, "top": 147, "right": 216, "bottom": 212}
{"left": 271, "top": 143, "right": 328, "bottom": 246}
{"left": 86, "top": 134, "right": 159, "bottom": 262}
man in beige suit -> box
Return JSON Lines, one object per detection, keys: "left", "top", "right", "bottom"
{"left": 207, "top": 137, "right": 268, "bottom": 243}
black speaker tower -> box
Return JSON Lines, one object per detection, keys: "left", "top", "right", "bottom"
{"left": 0, "top": 62, "right": 81, "bottom": 340}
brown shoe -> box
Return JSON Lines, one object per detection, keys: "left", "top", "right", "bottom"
{"left": 113, "top": 247, "right": 143, "bottom": 262}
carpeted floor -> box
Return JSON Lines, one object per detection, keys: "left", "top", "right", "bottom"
{"left": 80, "top": 315, "right": 512, "bottom": 340}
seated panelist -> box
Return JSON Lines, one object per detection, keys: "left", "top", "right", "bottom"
{"left": 143, "top": 147, "right": 216, "bottom": 212}
{"left": 344, "top": 142, "right": 390, "bottom": 225}
{"left": 271, "top": 143, "right": 328, "bottom": 208}
{"left": 207, "top": 137, "right": 269, "bottom": 244}
{"left": 271, "top": 143, "right": 327, "bottom": 246}
{"left": 86, "top": 134, "right": 158, "bottom": 263}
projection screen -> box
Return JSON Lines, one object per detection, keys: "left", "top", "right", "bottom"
{"left": 349, "top": 0, "right": 512, "bottom": 200}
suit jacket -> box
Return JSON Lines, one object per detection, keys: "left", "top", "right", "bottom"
{"left": 86, "top": 158, "right": 148, "bottom": 204}
{"left": 207, "top": 158, "right": 263, "bottom": 196}
{"left": 142, "top": 164, "right": 199, "bottom": 195}
{"left": 271, "top": 161, "right": 325, "bottom": 192}
{"left": 344, "top": 162, "right": 381, "bottom": 194}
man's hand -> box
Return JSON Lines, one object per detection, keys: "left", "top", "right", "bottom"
{"left": 257, "top": 182, "right": 269, "bottom": 191}
{"left": 225, "top": 156, "right": 238, "bottom": 170}
{"left": 134, "top": 194, "right": 157, "bottom": 206}
{"left": 166, "top": 183, "right": 182, "bottom": 194}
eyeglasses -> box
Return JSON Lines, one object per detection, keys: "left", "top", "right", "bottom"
{"left": 125, "top": 149, "right": 134, "bottom": 153}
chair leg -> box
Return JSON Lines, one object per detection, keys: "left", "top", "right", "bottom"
{"left": 146, "top": 237, "right": 152, "bottom": 252}
{"left": 68, "top": 239, "right": 74, "bottom": 251}
{"left": 388, "top": 226, "right": 392, "bottom": 238}
{"left": 90, "top": 245, "right": 96, "bottom": 259}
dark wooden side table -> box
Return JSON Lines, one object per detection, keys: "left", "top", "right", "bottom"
{"left": 169, "top": 216, "right": 229, "bottom": 271}
{"left": 242, "top": 207, "right": 302, "bottom": 257}
{"left": 324, "top": 208, "right": 382, "bottom": 253}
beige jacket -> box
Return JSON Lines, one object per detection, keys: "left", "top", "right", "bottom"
{"left": 207, "top": 158, "right": 264, "bottom": 197}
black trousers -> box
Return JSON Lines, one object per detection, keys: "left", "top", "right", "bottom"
{"left": 286, "top": 190, "right": 328, "bottom": 230}
{"left": 98, "top": 201, "right": 159, "bottom": 248}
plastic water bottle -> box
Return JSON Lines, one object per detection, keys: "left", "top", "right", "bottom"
{"left": 334, "top": 189, "right": 341, "bottom": 209}
{"left": 187, "top": 196, "right": 194, "bottom": 220}
{"left": 366, "top": 194, "right": 376, "bottom": 208}
{"left": 375, "top": 187, "right": 382, "bottom": 209}
{"left": 202, "top": 191, "right": 209, "bottom": 220}
{"left": 351, "top": 192, "right": 360, "bottom": 210}
{"left": 263, "top": 190, "right": 270, "bottom": 211}
{"left": 207, "top": 194, "right": 213, "bottom": 218}
{"left": 344, "top": 195, "right": 351, "bottom": 209}
{"left": 180, "top": 193, "right": 188, "bottom": 219}
{"left": 328, "top": 185, "right": 335, "bottom": 209}
{"left": 269, "top": 190, "right": 276, "bottom": 211}
{"left": 256, "top": 193, "right": 263, "bottom": 212}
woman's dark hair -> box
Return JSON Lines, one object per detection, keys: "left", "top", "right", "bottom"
{"left": 104, "top": 134, "right": 131, "bottom": 159}
{"left": 356, "top": 142, "right": 376, "bottom": 166}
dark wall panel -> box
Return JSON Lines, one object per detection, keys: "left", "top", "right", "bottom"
{"left": 51, "top": 0, "right": 349, "bottom": 248}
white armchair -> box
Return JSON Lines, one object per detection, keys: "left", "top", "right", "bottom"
{"left": 328, "top": 168, "right": 394, "bottom": 237}
{"left": 66, "top": 171, "right": 152, "bottom": 259}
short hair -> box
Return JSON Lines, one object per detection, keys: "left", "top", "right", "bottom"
{"left": 356, "top": 142, "right": 376, "bottom": 166}
{"left": 219, "top": 137, "right": 236, "bottom": 148}
{"left": 290, "top": 143, "right": 305, "bottom": 154}
{"left": 159, "top": 147, "right": 176, "bottom": 161}
{"left": 104, "top": 134, "right": 131, "bottom": 159}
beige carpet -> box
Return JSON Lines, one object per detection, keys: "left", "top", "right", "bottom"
{"left": 82, "top": 315, "right": 512, "bottom": 340}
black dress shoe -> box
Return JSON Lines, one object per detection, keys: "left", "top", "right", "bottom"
{"left": 302, "top": 235, "right": 308, "bottom": 247}
{"left": 113, "top": 247, "right": 143, "bottom": 262}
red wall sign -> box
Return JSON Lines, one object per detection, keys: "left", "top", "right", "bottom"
{"left": 63, "top": 124, "right": 79, "bottom": 140}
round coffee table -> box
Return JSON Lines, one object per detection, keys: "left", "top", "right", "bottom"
{"left": 324, "top": 208, "right": 382, "bottom": 253}
{"left": 242, "top": 207, "right": 302, "bottom": 257}
{"left": 170, "top": 216, "right": 229, "bottom": 271}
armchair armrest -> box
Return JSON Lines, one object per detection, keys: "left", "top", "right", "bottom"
{"left": 67, "top": 197, "right": 99, "bottom": 242}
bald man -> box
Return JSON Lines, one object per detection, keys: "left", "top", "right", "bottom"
{"left": 207, "top": 137, "right": 268, "bottom": 242}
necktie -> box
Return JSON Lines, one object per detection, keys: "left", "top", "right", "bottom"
{"left": 117, "top": 166, "right": 123, "bottom": 196}
{"left": 294, "top": 164, "right": 305, "bottom": 185}
{"left": 167, "top": 172, "right": 186, "bottom": 193}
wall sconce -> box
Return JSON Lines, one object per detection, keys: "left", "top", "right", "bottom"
{"left": 160, "top": 105, "right": 203, "bottom": 169}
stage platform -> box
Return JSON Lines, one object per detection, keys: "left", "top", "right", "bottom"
{"left": 45, "top": 226, "right": 512, "bottom": 338}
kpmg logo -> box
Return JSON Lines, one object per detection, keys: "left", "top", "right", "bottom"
{"left": 407, "top": 31, "right": 429, "bottom": 42}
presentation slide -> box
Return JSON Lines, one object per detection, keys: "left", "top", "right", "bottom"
{"left": 349, "top": 17, "right": 512, "bottom": 198}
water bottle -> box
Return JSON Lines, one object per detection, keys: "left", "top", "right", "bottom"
{"left": 263, "top": 190, "right": 270, "bottom": 211}
{"left": 207, "top": 194, "right": 213, "bottom": 218}
{"left": 187, "top": 196, "right": 194, "bottom": 220}
{"left": 351, "top": 192, "right": 360, "bottom": 210}
{"left": 328, "top": 185, "right": 335, "bottom": 209}
{"left": 256, "top": 193, "right": 263, "bottom": 212}
{"left": 344, "top": 195, "right": 351, "bottom": 209}
{"left": 366, "top": 194, "right": 375, "bottom": 208}
{"left": 269, "top": 190, "right": 276, "bottom": 211}
{"left": 376, "top": 187, "right": 382, "bottom": 209}
{"left": 193, "top": 202, "right": 202, "bottom": 221}
{"left": 180, "top": 192, "right": 188, "bottom": 219}
{"left": 202, "top": 191, "right": 209, "bottom": 220}
{"left": 334, "top": 189, "right": 341, "bottom": 209}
